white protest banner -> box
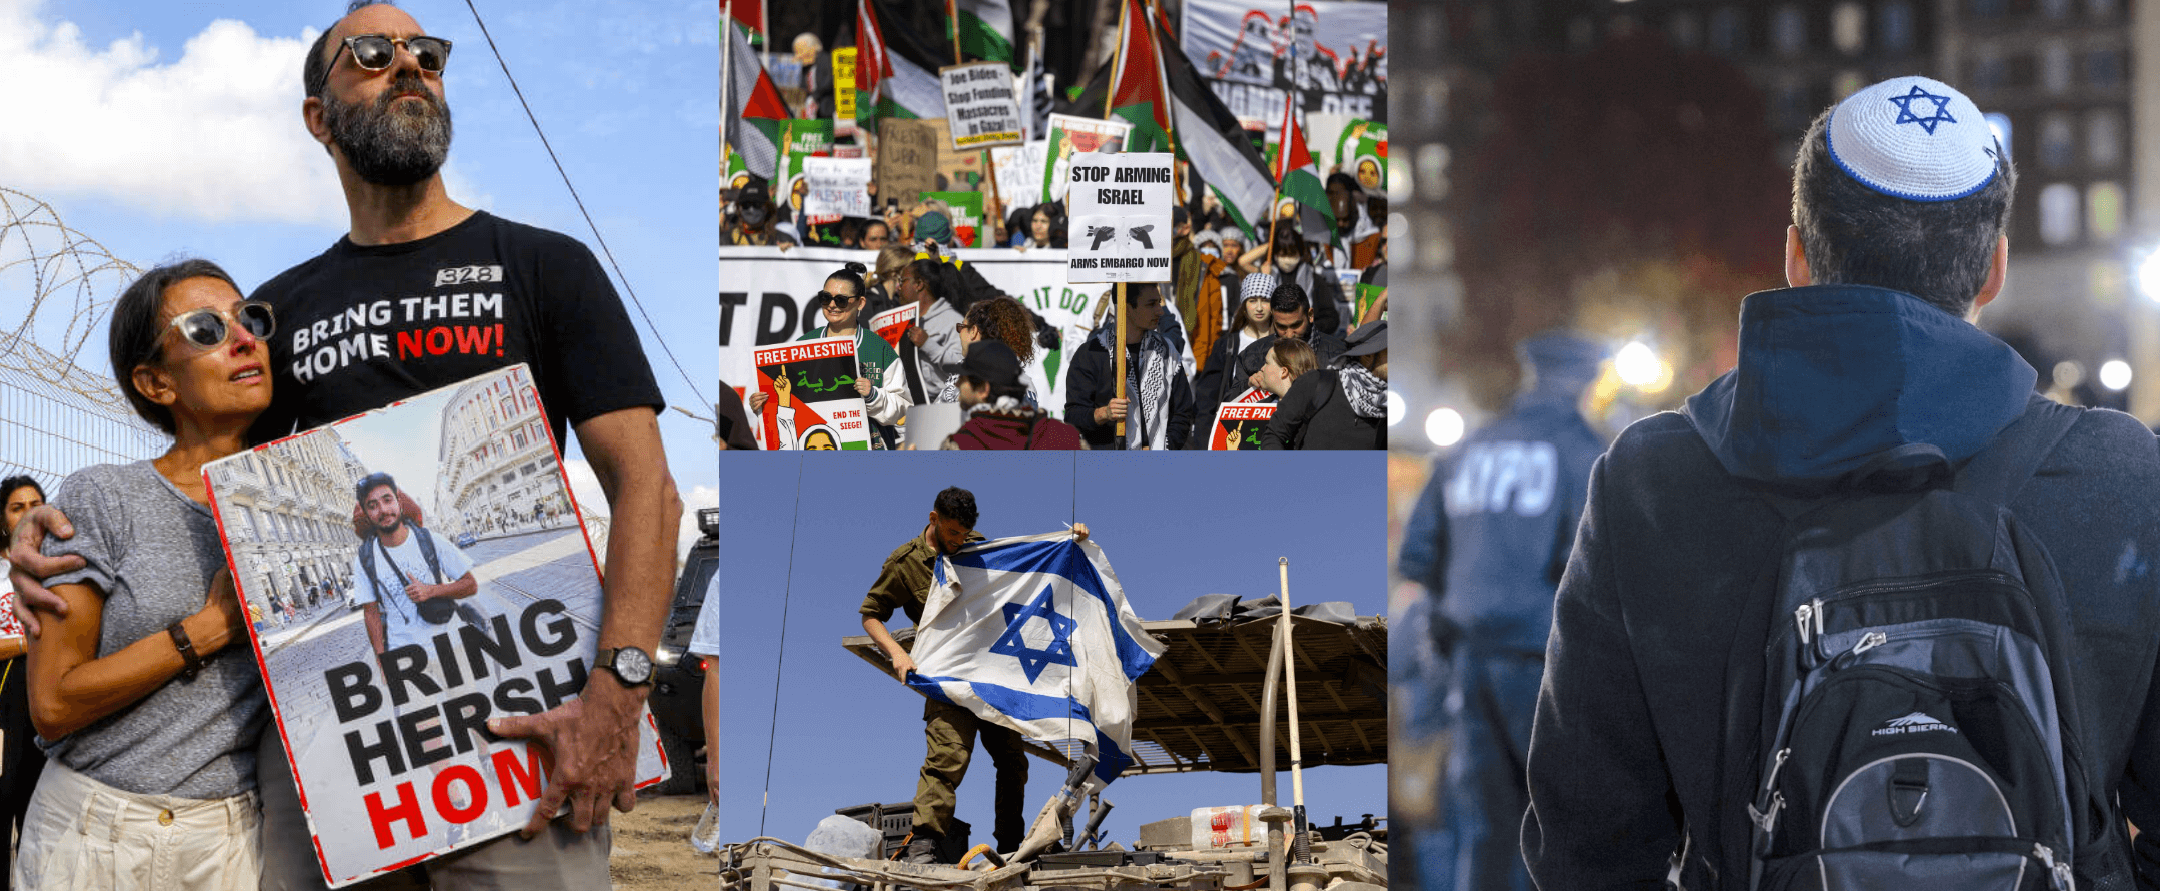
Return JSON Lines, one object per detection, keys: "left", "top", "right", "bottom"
{"left": 941, "top": 62, "right": 1024, "bottom": 150}
{"left": 869, "top": 302, "right": 919, "bottom": 353}
{"left": 752, "top": 336, "right": 874, "bottom": 450}
{"left": 802, "top": 157, "right": 873, "bottom": 219}
{"left": 1065, "top": 152, "right": 1175, "bottom": 284}
{"left": 204, "top": 365, "right": 666, "bottom": 887}
{"left": 720, "top": 247, "right": 1104, "bottom": 409}
{"left": 990, "top": 142, "right": 1047, "bottom": 212}
{"left": 1208, "top": 402, "right": 1278, "bottom": 450}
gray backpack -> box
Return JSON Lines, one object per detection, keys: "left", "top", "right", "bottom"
{"left": 1744, "top": 403, "right": 2125, "bottom": 890}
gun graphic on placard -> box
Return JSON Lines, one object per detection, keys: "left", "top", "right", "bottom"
{"left": 1087, "top": 225, "right": 1118, "bottom": 251}
{"left": 1128, "top": 225, "right": 1156, "bottom": 250}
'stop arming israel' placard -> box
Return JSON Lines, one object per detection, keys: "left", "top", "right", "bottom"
{"left": 1064, "top": 152, "right": 1174, "bottom": 285}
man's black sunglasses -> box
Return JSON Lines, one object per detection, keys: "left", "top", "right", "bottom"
{"left": 331, "top": 34, "right": 453, "bottom": 80}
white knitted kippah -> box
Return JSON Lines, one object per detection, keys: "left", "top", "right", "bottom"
{"left": 1827, "top": 76, "right": 1999, "bottom": 202}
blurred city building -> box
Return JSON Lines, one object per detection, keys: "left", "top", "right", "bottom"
{"left": 215, "top": 434, "right": 370, "bottom": 617}
{"left": 435, "top": 365, "right": 567, "bottom": 540}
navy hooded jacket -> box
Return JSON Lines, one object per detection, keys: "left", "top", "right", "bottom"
{"left": 1523, "top": 286, "right": 2160, "bottom": 888}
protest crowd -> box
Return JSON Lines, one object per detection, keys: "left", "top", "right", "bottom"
{"left": 719, "top": 0, "right": 1388, "bottom": 450}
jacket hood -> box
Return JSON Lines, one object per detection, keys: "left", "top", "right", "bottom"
{"left": 1681, "top": 285, "right": 2035, "bottom": 488}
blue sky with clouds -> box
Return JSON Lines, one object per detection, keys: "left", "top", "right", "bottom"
{"left": 720, "top": 451, "right": 1389, "bottom": 850}
{"left": 0, "top": 0, "right": 718, "bottom": 544}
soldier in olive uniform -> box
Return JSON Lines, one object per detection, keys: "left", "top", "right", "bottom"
{"left": 859, "top": 487, "right": 1090, "bottom": 862}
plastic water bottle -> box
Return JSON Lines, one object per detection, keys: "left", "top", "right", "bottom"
{"left": 691, "top": 801, "right": 721, "bottom": 855}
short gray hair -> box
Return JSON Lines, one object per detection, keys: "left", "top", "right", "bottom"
{"left": 1792, "top": 106, "right": 2016, "bottom": 317}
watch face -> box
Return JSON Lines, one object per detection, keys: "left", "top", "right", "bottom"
{"left": 615, "top": 647, "right": 654, "bottom": 684}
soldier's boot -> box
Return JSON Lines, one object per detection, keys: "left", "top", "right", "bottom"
{"left": 903, "top": 831, "right": 944, "bottom": 865}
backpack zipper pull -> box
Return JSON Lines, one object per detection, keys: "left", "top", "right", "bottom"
{"left": 1795, "top": 602, "right": 1814, "bottom": 645}
{"left": 2033, "top": 842, "right": 2075, "bottom": 891}
{"left": 1812, "top": 597, "right": 1825, "bottom": 638}
{"left": 1851, "top": 631, "right": 1886, "bottom": 655}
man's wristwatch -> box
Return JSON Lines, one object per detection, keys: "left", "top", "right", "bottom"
{"left": 597, "top": 646, "right": 656, "bottom": 686}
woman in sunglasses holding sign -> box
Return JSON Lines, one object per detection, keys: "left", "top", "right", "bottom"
{"left": 15, "top": 260, "right": 269, "bottom": 889}
{"left": 748, "top": 263, "right": 914, "bottom": 449}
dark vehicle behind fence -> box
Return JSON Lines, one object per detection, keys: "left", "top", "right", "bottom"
{"left": 651, "top": 507, "right": 719, "bottom": 795}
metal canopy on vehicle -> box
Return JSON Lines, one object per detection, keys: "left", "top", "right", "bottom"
{"left": 842, "top": 607, "right": 1387, "bottom": 777}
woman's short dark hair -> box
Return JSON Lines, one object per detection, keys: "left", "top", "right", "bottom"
{"left": 1792, "top": 106, "right": 2017, "bottom": 316}
{"left": 109, "top": 259, "right": 243, "bottom": 435}
{"left": 0, "top": 475, "right": 44, "bottom": 550}
{"left": 905, "top": 259, "right": 970, "bottom": 312}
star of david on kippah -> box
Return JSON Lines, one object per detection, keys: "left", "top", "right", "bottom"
{"left": 990, "top": 583, "right": 1079, "bottom": 683}
{"left": 1887, "top": 85, "right": 1956, "bottom": 135}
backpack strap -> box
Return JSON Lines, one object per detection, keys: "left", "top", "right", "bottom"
{"left": 1950, "top": 398, "right": 2081, "bottom": 507}
{"left": 411, "top": 525, "right": 445, "bottom": 584}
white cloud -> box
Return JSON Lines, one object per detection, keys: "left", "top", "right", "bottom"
{"left": 561, "top": 461, "right": 718, "bottom": 571}
{"left": 678, "top": 484, "right": 718, "bottom": 559}
{"left": 0, "top": 0, "right": 483, "bottom": 226}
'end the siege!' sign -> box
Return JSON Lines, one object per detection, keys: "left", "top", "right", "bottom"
{"left": 1065, "top": 152, "right": 1174, "bottom": 284}
{"left": 941, "top": 62, "right": 1023, "bottom": 150}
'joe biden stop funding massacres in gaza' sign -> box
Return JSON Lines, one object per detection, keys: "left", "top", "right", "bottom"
{"left": 1065, "top": 152, "right": 1174, "bottom": 285}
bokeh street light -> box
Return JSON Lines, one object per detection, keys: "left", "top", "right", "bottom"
{"left": 1387, "top": 391, "right": 1406, "bottom": 427}
{"left": 2100, "top": 359, "right": 2133, "bottom": 391}
{"left": 1425, "top": 407, "right": 1465, "bottom": 447}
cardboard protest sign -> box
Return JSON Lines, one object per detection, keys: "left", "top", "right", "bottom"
{"left": 921, "top": 190, "right": 986, "bottom": 248}
{"left": 202, "top": 365, "right": 666, "bottom": 887}
{"left": 778, "top": 120, "right": 837, "bottom": 224}
{"left": 802, "top": 157, "right": 873, "bottom": 220}
{"left": 1041, "top": 114, "right": 1131, "bottom": 205}
{"left": 752, "top": 336, "right": 874, "bottom": 450}
{"left": 991, "top": 142, "right": 1047, "bottom": 211}
{"left": 940, "top": 62, "right": 1024, "bottom": 150}
{"left": 833, "top": 48, "right": 859, "bottom": 137}
{"left": 1231, "top": 386, "right": 1271, "bottom": 404}
{"left": 874, "top": 118, "right": 941, "bottom": 208}
{"left": 720, "top": 247, "right": 1102, "bottom": 409}
{"left": 869, "top": 302, "right": 919, "bottom": 352}
{"left": 1208, "top": 402, "right": 1278, "bottom": 450}
{"left": 1065, "top": 152, "right": 1175, "bottom": 284}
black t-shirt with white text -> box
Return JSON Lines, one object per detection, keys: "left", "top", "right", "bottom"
{"left": 249, "top": 211, "right": 664, "bottom": 445}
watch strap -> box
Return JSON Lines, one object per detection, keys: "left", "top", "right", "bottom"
{"left": 168, "top": 621, "right": 203, "bottom": 679}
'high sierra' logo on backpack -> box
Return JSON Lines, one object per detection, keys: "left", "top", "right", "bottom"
{"left": 1872, "top": 712, "right": 1958, "bottom": 736}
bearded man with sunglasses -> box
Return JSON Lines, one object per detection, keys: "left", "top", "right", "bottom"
{"left": 7, "top": 3, "right": 681, "bottom": 889}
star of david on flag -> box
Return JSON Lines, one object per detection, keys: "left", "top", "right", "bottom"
{"left": 907, "top": 532, "right": 1165, "bottom": 789}
{"left": 1888, "top": 85, "right": 1956, "bottom": 135}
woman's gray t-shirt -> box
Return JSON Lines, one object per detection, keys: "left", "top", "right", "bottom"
{"left": 39, "top": 461, "right": 267, "bottom": 799}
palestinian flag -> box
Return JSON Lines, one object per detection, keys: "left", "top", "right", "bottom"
{"left": 724, "top": 0, "right": 767, "bottom": 45}
{"left": 856, "top": 0, "right": 950, "bottom": 134}
{"left": 1274, "top": 92, "right": 1338, "bottom": 247}
{"left": 1106, "top": 0, "right": 1172, "bottom": 154}
{"left": 1058, "top": 11, "right": 1276, "bottom": 240}
{"left": 725, "top": 18, "right": 788, "bottom": 179}
{"left": 947, "top": 0, "right": 1015, "bottom": 67}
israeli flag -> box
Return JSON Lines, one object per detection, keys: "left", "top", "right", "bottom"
{"left": 911, "top": 532, "right": 1165, "bottom": 788}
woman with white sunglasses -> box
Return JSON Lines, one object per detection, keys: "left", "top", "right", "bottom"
{"left": 15, "top": 259, "right": 270, "bottom": 890}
